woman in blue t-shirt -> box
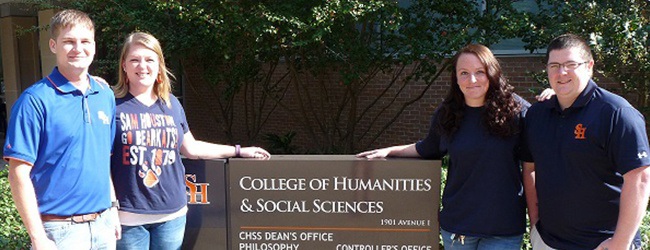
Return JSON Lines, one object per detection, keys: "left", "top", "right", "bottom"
{"left": 357, "top": 44, "right": 550, "bottom": 250}
{"left": 110, "top": 32, "right": 271, "bottom": 250}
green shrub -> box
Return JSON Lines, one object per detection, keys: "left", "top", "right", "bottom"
{"left": 642, "top": 208, "right": 650, "bottom": 247}
{"left": 263, "top": 131, "right": 299, "bottom": 154}
{"left": 0, "top": 166, "right": 30, "bottom": 249}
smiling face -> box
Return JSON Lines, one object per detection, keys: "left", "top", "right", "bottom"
{"left": 122, "top": 44, "right": 160, "bottom": 94}
{"left": 547, "top": 47, "right": 593, "bottom": 109}
{"left": 49, "top": 25, "right": 95, "bottom": 76}
{"left": 456, "top": 53, "right": 490, "bottom": 107}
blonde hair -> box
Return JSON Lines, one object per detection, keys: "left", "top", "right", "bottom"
{"left": 114, "top": 32, "right": 174, "bottom": 107}
{"left": 50, "top": 9, "right": 94, "bottom": 39}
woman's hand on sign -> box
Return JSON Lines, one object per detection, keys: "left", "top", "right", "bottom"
{"left": 356, "top": 148, "right": 391, "bottom": 159}
{"left": 241, "top": 147, "right": 271, "bottom": 159}
{"left": 356, "top": 144, "right": 420, "bottom": 159}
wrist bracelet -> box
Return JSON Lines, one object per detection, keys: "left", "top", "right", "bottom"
{"left": 235, "top": 144, "right": 241, "bottom": 158}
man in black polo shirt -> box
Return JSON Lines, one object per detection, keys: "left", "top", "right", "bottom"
{"left": 521, "top": 34, "right": 650, "bottom": 250}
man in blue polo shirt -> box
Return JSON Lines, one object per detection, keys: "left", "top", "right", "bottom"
{"left": 4, "top": 9, "right": 119, "bottom": 249}
{"left": 522, "top": 33, "right": 650, "bottom": 250}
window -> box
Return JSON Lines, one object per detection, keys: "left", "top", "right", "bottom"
{"left": 490, "top": 0, "right": 545, "bottom": 55}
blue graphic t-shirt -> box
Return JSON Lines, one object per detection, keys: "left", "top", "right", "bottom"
{"left": 111, "top": 93, "right": 189, "bottom": 214}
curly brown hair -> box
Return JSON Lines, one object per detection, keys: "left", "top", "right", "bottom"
{"left": 435, "top": 44, "right": 521, "bottom": 138}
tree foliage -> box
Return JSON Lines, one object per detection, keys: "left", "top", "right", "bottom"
{"left": 43, "top": 0, "right": 527, "bottom": 153}
{"left": 520, "top": 0, "right": 650, "bottom": 110}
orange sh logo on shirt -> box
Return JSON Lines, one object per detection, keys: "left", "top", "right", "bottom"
{"left": 574, "top": 123, "right": 586, "bottom": 139}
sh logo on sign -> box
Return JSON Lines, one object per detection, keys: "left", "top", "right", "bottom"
{"left": 186, "top": 174, "right": 210, "bottom": 204}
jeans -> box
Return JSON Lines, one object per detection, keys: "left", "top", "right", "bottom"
{"left": 40, "top": 208, "right": 117, "bottom": 250}
{"left": 117, "top": 214, "right": 186, "bottom": 250}
{"left": 441, "top": 228, "right": 523, "bottom": 250}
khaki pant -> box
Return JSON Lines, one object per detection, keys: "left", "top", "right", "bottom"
{"left": 530, "top": 226, "right": 641, "bottom": 250}
{"left": 530, "top": 226, "right": 556, "bottom": 250}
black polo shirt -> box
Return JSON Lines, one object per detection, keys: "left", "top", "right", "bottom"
{"left": 521, "top": 80, "right": 650, "bottom": 249}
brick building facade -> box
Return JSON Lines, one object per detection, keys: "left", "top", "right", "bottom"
{"left": 181, "top": 55, "right": 621, "bottom": 153}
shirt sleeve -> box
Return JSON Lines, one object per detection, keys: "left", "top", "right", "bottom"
{"left": 415, "top": 109, "right": 446, "bottom": 159}
{"left": 608, "top": 107, "right": 650, "bottom": 174}
{"left": 3, "top": 92, "right": 44, "bottom": 165}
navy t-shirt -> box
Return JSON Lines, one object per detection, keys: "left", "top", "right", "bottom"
{"left": 111, "top": 94, "right": 189, "bottom": 214}
{"left": 416, "top": 96, "right": 530, "bottom": 237}
{"left": 521, "top": 80, "right": 650, "bottom": 249}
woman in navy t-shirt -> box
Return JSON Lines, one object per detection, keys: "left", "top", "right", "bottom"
{"left": 357, "top": 44, "right": 549, "bottom": 250}
{"left": 110, "top": 32, "right": 271, "bottom": 250}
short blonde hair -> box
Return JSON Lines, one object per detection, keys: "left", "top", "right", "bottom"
{"left": 114, "top": 32, "right": 174, "bottom": 107}
{"left": 49, "top": 9, "right": 94, "bottom": 39}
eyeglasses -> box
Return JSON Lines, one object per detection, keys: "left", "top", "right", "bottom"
{"left": 546, "top": 61, "right": 588, "bottom": 72}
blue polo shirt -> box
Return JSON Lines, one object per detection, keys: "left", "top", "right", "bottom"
{"left": 4, "top": 67, "right": 116, "bottom": 216}
{"left": 521, "top": 80, "right": 649, "bottom": 249}
{"left": 416, "top": 95, "right": 529, "bottom": 237}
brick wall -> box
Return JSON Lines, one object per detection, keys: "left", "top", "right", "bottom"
{"left": 181, "top": 55, "right": 622, "bottom": 153}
